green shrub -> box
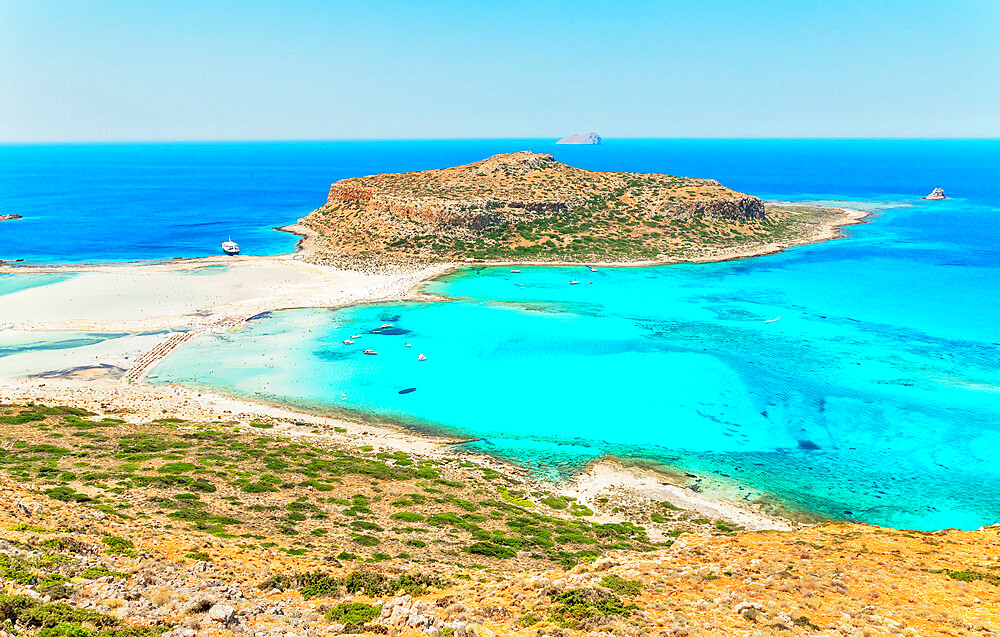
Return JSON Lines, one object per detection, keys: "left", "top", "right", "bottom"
{"left": 541, "top": 496, "right": 568, "bottom": 510}
{"left": 101, "top": 535, "right": 136, "bottom": 556}
{"left": 298, "top": 573, "right": 341, "bottom": 600}
{"left": 0, "top": 553, "right": 38, "bottom": 586}
{"left": 351, "top": 520, "right": 383, "bottom": 532}
{"left": 38, "top": 624, "right": 97, "bottom": 637}
{"left": 79, "top": 567, "right": 126, "bottom": 579}
{"left": 157, "top": 462, "right": 196, "bottom": 474}
{"left": 343, "top": 570, "right": 447, "bottom": 597}
{"left": 325, "top": 602, "right": 380, "bottom": 628}
{"left": 547, "top": 588, "right": 639, "bottom": 629}
{"left": 257, "top": 573, "right": 297, "bottom": 591}
{"left": 44, "top": 486, "right": 91, "bottom": 503}
{"left": 390, "top": 512, "right": 423, "bottom": 522}
{"left": 600, "top": 574, "right": 642, "bottom": 596}
{"left": 946, "top": 569, "right": 1000, "bottom": 585}
{"left": 465, "top": 542, "right": 516, "bottom": 559}
{"left": 37, "top": 579, "right": 73, "bottom": 600}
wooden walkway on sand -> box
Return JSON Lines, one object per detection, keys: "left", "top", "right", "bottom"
{"left": 123, "top": 316, "right": 246, "bottom": 385}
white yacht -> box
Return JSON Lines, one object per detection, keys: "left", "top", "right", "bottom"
{"left": 222, "top": 237, "right": 239, "bottom": 255}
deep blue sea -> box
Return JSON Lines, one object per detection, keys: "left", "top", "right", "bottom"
{"left": 3, "top": 139, "right": 998, "bottom": 262}
{"left": 4, "top": 140, "right": 1000, "bottom": 531}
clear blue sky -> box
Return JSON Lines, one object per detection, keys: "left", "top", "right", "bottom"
{"left": 2, "top": 0, "right": 998, "bottom": 141}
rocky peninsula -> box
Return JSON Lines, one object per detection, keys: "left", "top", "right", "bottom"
{"left": 292, "top": 152, "right": 865, "bottom": 267}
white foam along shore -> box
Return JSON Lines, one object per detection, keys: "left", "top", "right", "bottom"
{"left": 0, "top": 203, "right": 870, "bottom": 531}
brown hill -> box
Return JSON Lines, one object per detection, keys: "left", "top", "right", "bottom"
{"left": 296, "top": 151, "right": 855, "bottom": 265}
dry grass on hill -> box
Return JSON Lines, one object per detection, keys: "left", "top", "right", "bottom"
{"left": 1, "top": 403, "right": 999, "bottom": 636}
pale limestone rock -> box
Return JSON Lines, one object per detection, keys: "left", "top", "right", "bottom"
{"left": 208, "top": 603, "right": 236, "bottom": 624}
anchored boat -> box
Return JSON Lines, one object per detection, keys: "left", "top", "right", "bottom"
{"left": 221, "top": 237, "right": 239, "bottom": 255}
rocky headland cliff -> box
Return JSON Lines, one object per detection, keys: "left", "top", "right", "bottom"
{"left": 295, "top": 151, "right": 861, "bottom": 266}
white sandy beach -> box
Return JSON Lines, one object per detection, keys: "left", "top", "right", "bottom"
{"left": 1, "top": 255, "right": 447, "bottom": 332}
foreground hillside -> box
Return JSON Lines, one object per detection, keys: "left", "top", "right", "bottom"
{"left": 2, "top": 403, "right": 998, "bottom": 636}
{"left": 295, "top": 152, "right": 860, "bottom": 266}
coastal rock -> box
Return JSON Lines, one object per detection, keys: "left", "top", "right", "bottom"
{"left": 556, "top": 132, "right": 602, "bottom": 145}
{"left": 0, "top": 214, "right": 22, "bottom": 221}
{"left": 923, "top": 187, "right": 947, "bottom": 200}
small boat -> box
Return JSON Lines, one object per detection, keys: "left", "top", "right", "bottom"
{"left": 404, "top": 343, "right": 412, "bottom": 347}
{"left": 510, "top": 269, "right": 521, "bottom": 273}
{"left": 363, "top": 349, "right": 377, "bottom": 355}
{"left": 351, "top": 334, "right": 362, "bottom": 339}
{"left": 380, "top": 323, "right": 393, "bottom": 328}
{"left": 417, "top": 354, "right": 427, "bottom": 361}
{"left": 765, "top": 317, "right": 781, "bottom": 323}
{"left": 589, "top": 267, "right": 598, "bottom": 272}
{"left": 372, "top": 329, "right": 382, "bottom": 334}
{"left": 569, "top": 280, "right": 581, "bottom": 285}
{"left": 221, "top": 237, "right": 239, "bottom": 256}
{"left": 343, "top": 339, "right": 355, "bottom": 344}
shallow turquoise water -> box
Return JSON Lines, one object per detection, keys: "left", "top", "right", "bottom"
{"left": 152, "top": 194, "right": 1000, "bottom": 531}
{"left": 0, "top": 273, "right": 74, "bottom": 297}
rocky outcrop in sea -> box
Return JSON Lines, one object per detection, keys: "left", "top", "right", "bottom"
{"left": 556, "top": 132, "right": 602, "bottom": 144}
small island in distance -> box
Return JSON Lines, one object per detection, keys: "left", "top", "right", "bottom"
{"left": 292, "top": 151, "right": 865, "bottom": 267}
{"left": 557, "top": 131, "right": 603, "bottom": 144}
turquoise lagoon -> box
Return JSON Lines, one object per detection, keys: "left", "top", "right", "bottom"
{"left": 5, "top": 139, "right": 999, "bottom": 531}
{"left": 152, "top": 196, "right": 1000, "bottom": 532}
{"left": 0, "top": 273, "right": 74, "bottom": 297}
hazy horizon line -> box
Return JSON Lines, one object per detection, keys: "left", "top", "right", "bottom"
{"left": 3, "top": 136, "right": 1000, "bottom": 146}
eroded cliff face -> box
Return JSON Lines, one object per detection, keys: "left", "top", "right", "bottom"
{"left": 301, "top": 151, "right": 768, "bottom": 262}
